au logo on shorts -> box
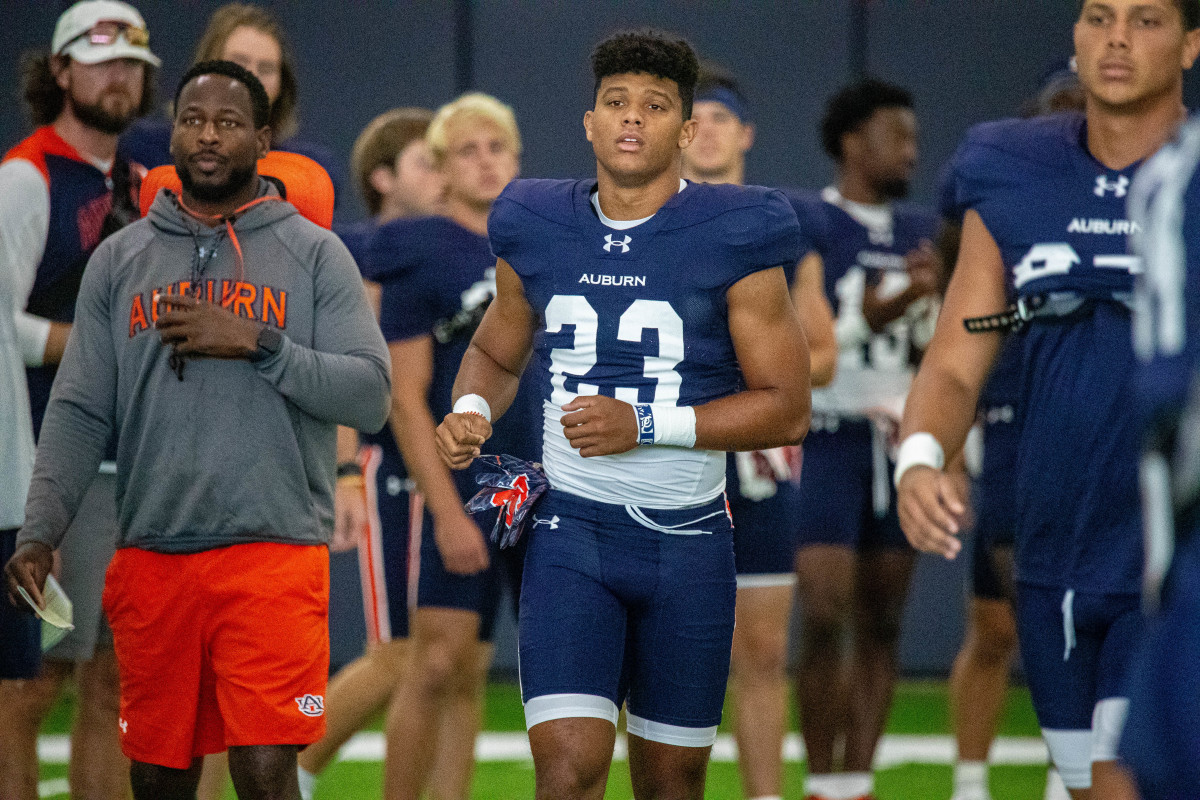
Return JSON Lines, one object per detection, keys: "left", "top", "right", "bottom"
{"left": 295, "top": 694, "right": 325, "bottom": 717}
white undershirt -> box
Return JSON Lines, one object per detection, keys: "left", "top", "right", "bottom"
{"left": 590, "top": 179, "right": 687, "bottom": 230}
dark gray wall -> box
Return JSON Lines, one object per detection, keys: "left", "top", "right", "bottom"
{"left": 6, "top": 1, "right": 1175, "bottom": 675}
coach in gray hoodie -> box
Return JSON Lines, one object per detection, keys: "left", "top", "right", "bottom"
{"left": 5, "top": 61, "right": 389, "bottom": 800}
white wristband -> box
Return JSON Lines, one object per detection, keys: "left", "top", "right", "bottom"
{"left": 452, "top": 393, "right": 491, "bottom": 422}
{"left": 653, "top": 405, "right": 697, "bottom": 448}
{"left": 893, "top": 432, "right": 945, "bottom": 488}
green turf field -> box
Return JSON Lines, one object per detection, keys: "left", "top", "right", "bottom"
{"left": 37, "top": 680, "right": 1049, "bottom": 799}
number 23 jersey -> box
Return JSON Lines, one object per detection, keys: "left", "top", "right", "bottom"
{"left": 945, "top": 111, "right": 1144, "bottom": 594}
{"left": 488, "top": 179, "right": 803, "bottom": 509}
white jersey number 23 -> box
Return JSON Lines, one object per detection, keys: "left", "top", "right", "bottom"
{"left": 544, "top": 294, "right": 683, "bottom": 407}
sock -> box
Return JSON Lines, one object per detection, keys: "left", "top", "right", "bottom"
{"left": 297, "top": 765, "right": 316, "bottom": 800}
{"left": 805, "top": 773, "right": 874, "bottom": 800}
{"left": 841, "top": 772, "right": 874, "bottom": 799}
{"left": 1044, "top": 768, "right": 1071, "bottom": 800}
{"left": 952, "top": 760, "right": 990, "bottom": 800}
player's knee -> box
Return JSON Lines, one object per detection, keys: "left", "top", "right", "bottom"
{"left": 411, "top": 638, "right": 472, "bottom": 695}
{"left": 732, "top": 627, "right": 788, "bottom": 678}
{"left": 533, "top": 757, "right": 609, "bottom": 800}
{"left": 972, "top": 617, "right": 1018, "bottom": 665}
{"left": 800, "top": 594, "right": 850, "bottom": 645}
{"left": 227, "top": 745, "right": 298, "bottom": 800}
{"left": 0, "top": 674, "right": 62, "bottom": 726}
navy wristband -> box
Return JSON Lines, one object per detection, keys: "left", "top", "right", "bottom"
{"left": 634, "top": 403, "right": 655, "bottom": 445}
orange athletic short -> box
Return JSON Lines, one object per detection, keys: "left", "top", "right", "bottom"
{"left": 102, "top": 542, "right": 329, "bottom": 769}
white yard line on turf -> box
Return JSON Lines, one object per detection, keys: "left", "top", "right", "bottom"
{"left": 38, "top": 778, "right": 69, "bottom": 798}
{"left": 38, "top": 732, "right": 1048, "bottom": 768}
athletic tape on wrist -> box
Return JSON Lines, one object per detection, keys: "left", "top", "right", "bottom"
{"left": 633, "top": 404, "right": 696, "bottom": 448}
{"left": 453, "top": 393, "right": 491, "bottom": 422}
{"left": 893, "top": 432, "right": 945, "bottom": 488}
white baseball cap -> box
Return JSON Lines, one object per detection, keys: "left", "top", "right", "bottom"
{"left": 52, "top": 0, "right": 161, "bottom": 67}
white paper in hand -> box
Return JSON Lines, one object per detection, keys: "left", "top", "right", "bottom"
{"left": 17, "top": 574, "right": 75, "bottom": 651}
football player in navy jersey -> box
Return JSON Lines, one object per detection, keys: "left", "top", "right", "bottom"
{"left": 682, "top": 63, "right": 836, "bottom": 800}
{"left": 1120, "top": 113, "right": 1200, "bottom": 800}
{"left": 296, "top": 106, "right": 446, "bottom": 800}
{"left": 436, "top": 31, "right": 810, "bottom": 800}
{"left": 787, "top": 79, "right": 940, "bottom": 800}
{"left": 943, "top": 68, "right": 1084, "bottom": 800}
{"left": 369, "top": 92, "right": 541, "bottom": 800}
{"left": 896, "top": 1, "right": 1200, "bottom": 796}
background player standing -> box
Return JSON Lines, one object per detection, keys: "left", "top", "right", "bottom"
{"left": 437, "top": 31, "right": 811, "bottom": 800}
{"left": 896, "top": 1, "right": 1200, "bottom": 796}
{"left": 0, "top": 3, "right": 158, "bottom": 797}
{"left": 296, "top": 106, "right": 446, "bottom": 800}
{"left": 682, "top": 63, "right": 836, "bottom": 800}
{"left": 789, "top": 79, "right": 941, "bottom": 800}
{"left": 367, "top": 92, "right": 541, "bottom": 800}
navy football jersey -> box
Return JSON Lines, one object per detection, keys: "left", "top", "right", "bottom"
{"left": 946, "top": 111, "right": 1144, "bottom": 594}
{"left": 369, "top": 215, "right": 542, "bottom": 494}
{"left": 334, "top": 219, "right": 376, "bottom": 276}
{"left": 489, "top": 179, "right": 802, "bottom": 508}
{"left": 790, "top": 188, "right": 938, "bottom": 417}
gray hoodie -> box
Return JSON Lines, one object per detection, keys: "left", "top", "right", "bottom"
{"left": 19, "top": 182, "right": 391, "bottom": 554}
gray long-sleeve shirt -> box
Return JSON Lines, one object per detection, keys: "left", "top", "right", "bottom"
{"left": 19, "top": 182, "right": 391, "bottom": 554}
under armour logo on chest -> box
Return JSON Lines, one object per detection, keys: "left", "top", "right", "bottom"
{"left": 1094, "top": 175, "right": 1129, "bottom": 198}
{"left": 603, "top": 234, "right": 632, "bottom": 253}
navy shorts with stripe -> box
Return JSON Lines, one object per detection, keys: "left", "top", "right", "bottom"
{"left": 361, "top": 443, "right": 416, "bottom": 643}
{"left": 1015, "top": 581, "right": 1141, "bottom": 730}
{"left": 518, "top": 490, "right": 737, "bottom": 730}
{"left": 727, "top": 454, "right": 804, "bottom": 579}
{"left": 794, "top": 416, "right": 909, "bottom": 551}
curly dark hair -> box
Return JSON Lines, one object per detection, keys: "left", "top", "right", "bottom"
{"left": 591, "top": 31, "right": 699, "bottom": 120}
{"left": 20, "top": 51, "right": 157, "bottom": 127}
{"left": 1077, "top": 0, "right": 1199, "bottom": 29}
{"left": 820, "top": 78, "right": 913, "bottom": 163}
{"left": 174, "top": 60, "right": 271, "bottom": 130}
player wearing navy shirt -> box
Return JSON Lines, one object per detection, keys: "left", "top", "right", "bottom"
{"left": 682, "top": 63, "right": 836, "bottom": 800}
{"left": 942, "top": 69, "right": 1085, "bottom": 800}
{"left": 896, "top": 1, "right": 1200, "bottom": 796}
{"left": 296, "top": 106, "right": 444, "bottom": 800}
{"left": 1118, "top": 111, "right": 1200, "bottom": 800}
{"left": 436, "top": 32, "right": 810, "bottom": 800}
{"left": 373, "top": 93, "right": 539, "bottom": 800}
{"left": 788, "top": 80, "right": 940, "bottom": 800}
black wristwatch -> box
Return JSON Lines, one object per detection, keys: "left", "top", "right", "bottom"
{"left": 250, "top": 325, "right": 283, "bottom": 362}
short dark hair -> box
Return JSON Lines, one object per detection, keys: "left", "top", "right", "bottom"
{"left": 20, "top": 50, "right": 156, "bottom": 127}
{"left": 174, "top": 60, "right": 270, "bottom": 129}
{"left": 351, "top": 107, "right": 433, "bottom": 216}
{"left": 821, "top": 78, "right": 913, "bottom": 162}
{"left": 1078, "top": 0, "right": 1200, "bottom": 29}
{"left": 591, "top": 31, "right": 699, "bottom": 120}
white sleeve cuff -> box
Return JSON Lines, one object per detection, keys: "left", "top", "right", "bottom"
{"left": 14, "top": 310, "right": 50, "bottom": 367}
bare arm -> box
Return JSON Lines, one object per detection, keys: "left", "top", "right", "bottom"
{"left": 862, "top": 239, "right": 941, "bottom": 333}
{"left": 897, "top": 210, "right": 1007, "bottom": 558}
{"left": 793, "top": 252, "right": 837, "bottom": 388}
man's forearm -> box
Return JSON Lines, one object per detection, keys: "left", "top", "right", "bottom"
{"left": 693, "top": 386, "right": 809, "bottom": 452}
{"left": 392, "top": 398, "right": 468, "bottom": 519}
{"left": 450, "top": 340, "right": 525, "bottom": 424}
{"left": 254, "top": 336, "right": 391, "bottom": 433}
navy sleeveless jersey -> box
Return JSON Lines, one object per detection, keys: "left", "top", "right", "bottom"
{"left": 369, "top": 215, "right": 542, "bottom": 494}
{"left": 946, "top": 111, "right": 1143, "bottom": 593}
{"left": 5, "top": 127, "right": 113, "bottom": 441}
{"left": 788, "top": 188, "right": 938, "bottom": 416}
{"left": 488, "top": 178, "right": 802, "bottom": 508}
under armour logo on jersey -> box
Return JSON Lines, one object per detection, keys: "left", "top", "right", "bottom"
{"left": 603, "top": 234, "right": 632, "bottom": 253}
{"left": 1094, "top": 175, "right": 1129, "bottom": 198}
{"left": 532, "top": 515, "right": 560, "bottom": 529}
{"left": 295, "top": 694, "right": 325, "bottom": 717}
{"left": 118, "top": 718, "right": 128, "bottom": 734}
